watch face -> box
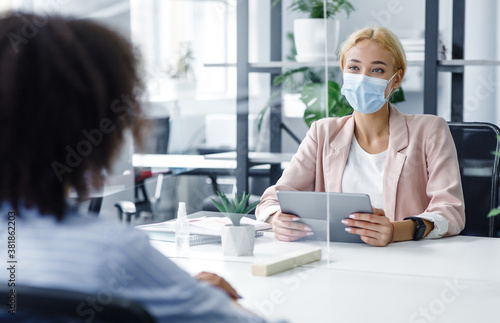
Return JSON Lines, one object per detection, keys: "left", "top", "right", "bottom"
{"left": 415, "top": 224, "right": 426, "bottom": 240}
{"left": 405, "top": 217, "right": 426, "bottom": 240}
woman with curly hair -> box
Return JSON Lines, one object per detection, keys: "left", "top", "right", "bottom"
{"left": 0, "top": 12, "right": 281, "bottom": 323}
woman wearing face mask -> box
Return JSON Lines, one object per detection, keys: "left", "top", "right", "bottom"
{"left": 255, "top": 27, "right": 465, "bottom": 247}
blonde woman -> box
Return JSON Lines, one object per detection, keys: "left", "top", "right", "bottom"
{"left": 256, "top": 27, "right": 465, "bottom": 246}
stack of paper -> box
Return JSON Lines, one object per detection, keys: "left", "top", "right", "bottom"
{"left": 135, "top": 211, "right": 271, "bottom": 245}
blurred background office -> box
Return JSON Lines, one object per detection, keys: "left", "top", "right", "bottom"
{"left": 4, "top": 0, "right": 499, "bottom": 224}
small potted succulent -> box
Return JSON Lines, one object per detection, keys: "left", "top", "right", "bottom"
{"left": 211, "top": 191, "right": 259, "bottom": 256}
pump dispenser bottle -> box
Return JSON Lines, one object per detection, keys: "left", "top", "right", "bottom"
{"left": 175, "top": 202, "right": 189, "bottom": 253}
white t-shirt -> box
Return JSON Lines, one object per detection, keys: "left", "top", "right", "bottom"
{"left": 341, "top": 136, "right": 448, "bottom": 238}
{"left": 342, "top": 136, "right": 386, "bottom": 209}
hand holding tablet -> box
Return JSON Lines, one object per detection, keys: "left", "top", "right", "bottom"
{"left": 276, "top": 191, "right": 376, "bottom": 244}
{"left": 268, "top": 210, "right": 315, "bottom": 242}
{"left": 343, "top": 207, "right": 395, "bottom": 246}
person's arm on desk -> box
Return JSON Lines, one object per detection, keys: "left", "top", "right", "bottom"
{"left": 342, "top": 208, "right": 434, "bottom": 247}
{"left": 196, "top": 271, "right": 241, "bottom": 301}
{"left": 266, "top": 206, "right": 435, "bottom": 246}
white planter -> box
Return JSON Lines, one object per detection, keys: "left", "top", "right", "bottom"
{"left": 294, "top": 18, "right": 340, "bottom": 62}
{"left": 221, "top": 224, "right": 255, "bottom": 256}
{"left": 160, "top": 78, "right": 196, "bottom": 100}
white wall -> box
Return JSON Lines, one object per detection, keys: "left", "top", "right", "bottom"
{"left": 497, "top": 3, "right": 500, "bottom": 127}
{"left": 463, "top": 0, "right": 497, "bottom": 123}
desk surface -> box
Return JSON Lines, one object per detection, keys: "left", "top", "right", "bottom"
{"left": 205, "top": 152, "right": 294, "bottom": 164}
{"left": 133, "top": 154, "right": 237, "bottom": 170}
{"left": 132, "top": 153, "right": 292, "bottom": 173}
{"left": 151, "top": 233, "right": 500, "bottom": 323}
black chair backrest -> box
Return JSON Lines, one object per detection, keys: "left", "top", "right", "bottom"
{"left": 1, "top": 285, "right": 156, "bottom": 323}
{"left": 448, "top": 122, "right": 500, "bottom": 237}
{"left": 142, "top": 116, "right": 170, "bottom": 154}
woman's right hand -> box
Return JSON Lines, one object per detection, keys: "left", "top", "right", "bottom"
{"left": 267, "top": 211, "right": 314, "bottom": 242}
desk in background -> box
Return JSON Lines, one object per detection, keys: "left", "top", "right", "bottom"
{"left": 69, "top": 184, "right": 129, "bottom": 215}
{"left": 133, "top": 152, "right": 292, "bottom": 192}
{"left": 133, "top": 152, "right": 292, "bottom": 172}
{"left": 151, "top": 233, "right": 500, "bottom": 323}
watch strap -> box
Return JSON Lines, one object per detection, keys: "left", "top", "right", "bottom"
{"left": 404, "top": 216, "right": 426, "bottom": 240}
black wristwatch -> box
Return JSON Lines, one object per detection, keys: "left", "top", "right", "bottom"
{"left": 404, "top": 217, "right": 426, "bottom": 240}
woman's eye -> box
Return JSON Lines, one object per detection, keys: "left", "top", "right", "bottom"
{"left": 373, "top": 68, "right": 384, "bottom": 73}
{"left": 348, "top": 65, "right": 359, "bottom": 71}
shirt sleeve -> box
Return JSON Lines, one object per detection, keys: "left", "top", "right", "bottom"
{"left": 256, "top": 205, "right": 280, "bottom": 222}
{"left": 417, "top": 212, "right": 449, "bottom": 239}
{"left": 105, "top": 228, "right": 286, "bottom": 323}
{"left": 256, "top": 122, "right": 320, "bottom": 221}
{"left": 423, "top": 117, "right": 466, "bottom": 236}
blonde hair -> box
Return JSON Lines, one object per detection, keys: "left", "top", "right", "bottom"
{"left": 339, "top": 27, "right": 406, "bottom": 78}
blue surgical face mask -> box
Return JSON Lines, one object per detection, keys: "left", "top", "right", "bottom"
{"left": 340, "top": 72, "right": 397, "bottom": 114}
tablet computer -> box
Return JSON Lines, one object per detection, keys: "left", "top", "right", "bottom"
{"left": 276, "top": 191, "right": 373, "bottom": 243}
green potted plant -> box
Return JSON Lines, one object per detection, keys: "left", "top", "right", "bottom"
{"left": 211, "top": 191, "right": 259, "bottom": 256}
{"left": 274, "top": 0, "right": 355, "bottom": 61}
{"left": 165, "top": 42, "right": 196, "bottom": 99}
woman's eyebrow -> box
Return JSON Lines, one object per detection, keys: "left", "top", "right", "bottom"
{"left": 347, "top": 59, "right": 388, "bottom": 66}
{"left": 371, "top": 60, "right": 388, "bottom": 66}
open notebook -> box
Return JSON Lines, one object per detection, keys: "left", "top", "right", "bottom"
{"left": 136, "top": 211, "right": 271, "bottom": 246}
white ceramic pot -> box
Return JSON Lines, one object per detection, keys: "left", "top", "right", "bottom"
{"left": 293, "top": 18, "right": 340, "bottom": 62}
{"left": 221, "top": 224, "right": 255, "bottom": 256}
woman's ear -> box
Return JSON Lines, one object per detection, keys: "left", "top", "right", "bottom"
{"left": 392, "top": 69, "right": 404, "bottom": 88}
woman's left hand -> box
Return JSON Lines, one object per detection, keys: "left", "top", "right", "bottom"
{"left": 342, "top": 208, "right": 393, "bottom": 247}
{"left": 195, "top": 271, "right": 241, "bottom": 300}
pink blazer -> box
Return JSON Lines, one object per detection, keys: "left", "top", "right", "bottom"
{"left": 256, "top": 105, "right": 466, "bottom": 236}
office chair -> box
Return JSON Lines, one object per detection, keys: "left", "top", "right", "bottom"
{"left": 115, "top": 116, "right": 170, "bottom": 223}
{"left": 448, "top": 122, "right": 500, "bottom": 237}
{"left": 0, "top": 285, "right": 155, "bottom": 323}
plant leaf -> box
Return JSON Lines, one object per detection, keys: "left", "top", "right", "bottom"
{"left": 389, "top": 86, "right": 405, "bottom": 104}
{"left": 242, "top": 200, "right": 260, "bottom": 215}
{"left": 235, "top": 192, "right": 251, "bottom": 214}
{"left": 287, "top": 0, "right": 355, "bottom": 19}
{"left": 301, "top": 81, "right": 352, "bottom": 127}
{"left": 487, "top": 208, "right": 500, "bottom": 218}
{"left": 272, "top": 0, "right": 281, "bottom": 7}
{"left": 273, "top": 67, "right": 309, "bottom": 86}
{"left": 210, "top": 198, "right": 226, "bottom": 213}
{"left": 211, "top": 191, "right": 259, "bottom": 223}
{"left": 217, "top": 191, "right": 233, "bottom": 212}
{"left": 234, "top": 192, "right": 241, "bottom": 207}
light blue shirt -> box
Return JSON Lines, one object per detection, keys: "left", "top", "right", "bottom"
{"left": 0, "top": 203, "right": 284, "bottom": 322}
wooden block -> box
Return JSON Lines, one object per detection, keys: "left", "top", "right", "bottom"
{"left": 251, "top": 247, "right": 322, "bottom": 276}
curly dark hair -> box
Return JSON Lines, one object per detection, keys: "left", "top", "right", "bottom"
{"left": 0, "top": 13, "right": 145, "bottom": 220}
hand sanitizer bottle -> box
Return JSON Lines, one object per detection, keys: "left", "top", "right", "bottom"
{"left": 175, "top": 202, "right": 189, "bottom": 254}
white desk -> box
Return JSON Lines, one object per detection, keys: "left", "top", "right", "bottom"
{"left": 132, "top": 152, "right": 291, "bottom": 174}
{"left": 151, "top": 233, "right": 500, "bottom": 323}
{"left": 205, "top": 151, "right": 293, "bottom": 164}
{"left": 133, "top": 154, "right": 237, "bottom": 172}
